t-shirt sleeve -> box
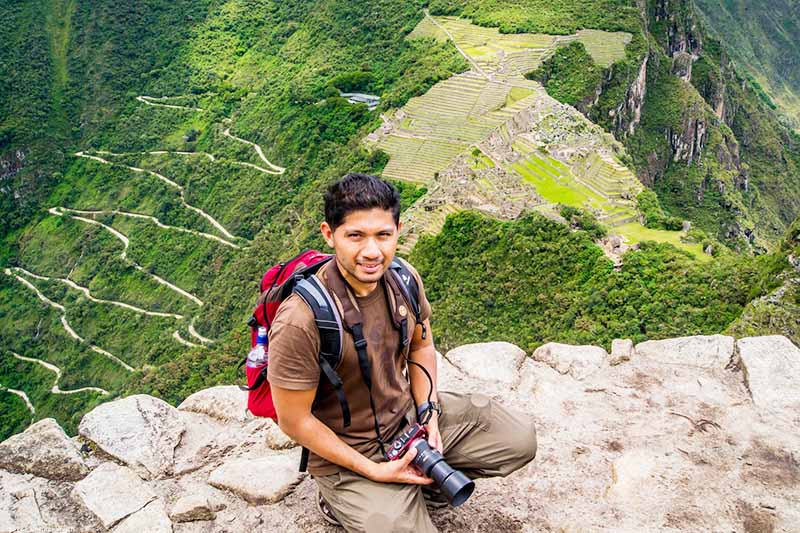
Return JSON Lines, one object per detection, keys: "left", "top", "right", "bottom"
{"left": 267, "top": 294, "right": 321, "bottom": 391}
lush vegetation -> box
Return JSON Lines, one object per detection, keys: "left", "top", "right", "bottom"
{"left": 410, "top": 210, "right": 777, "bottom": 353}
{"left": 636, "top": 190, "right": 682, "bottom": 231}
{"left": 527, "top": 42, "right": 602, "bottom": 109}
{"left": 694, "top": 0, "right": 800, "bottom": 130}
{"left": 429, "top": 0, "right": 640, "bottom": 34}
{"left": 2, "top": 0, "right": 799, "bottom": 442}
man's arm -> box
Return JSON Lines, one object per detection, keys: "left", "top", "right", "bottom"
{"left": 272, "top": 384, "right": 433, "bottom": 484}
{"left": 407, "top": 318, "right": 442, "bottom": 451}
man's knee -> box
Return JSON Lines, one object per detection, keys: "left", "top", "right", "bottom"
{"left": 497, "top": 416, "right": 537, "bottom": 476}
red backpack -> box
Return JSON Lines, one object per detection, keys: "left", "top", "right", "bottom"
{"left": 243, "top": 250, "right": 333, "bottom": 420}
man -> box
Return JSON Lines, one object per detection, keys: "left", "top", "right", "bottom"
{"left": 268, "top": 173, "right": 537, "bottom": 532}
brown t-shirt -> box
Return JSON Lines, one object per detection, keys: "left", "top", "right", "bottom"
{"left": 267, "top": 259, "right": 432, "bottom": 475}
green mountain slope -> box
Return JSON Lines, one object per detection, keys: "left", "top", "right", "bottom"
{"left": 694, "top": 0, "right": 800, "bottom": 131}
{"left": 2, "top": 0, "right": 799, "bottom": 440}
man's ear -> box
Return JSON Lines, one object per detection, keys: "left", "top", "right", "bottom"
{"left": 397, "top": 220, "right": 402, "bottom": 234}
{"left": 320, "top": 221, "right": 335, "bottom": 249}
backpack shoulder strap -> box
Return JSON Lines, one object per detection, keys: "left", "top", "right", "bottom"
{"left": 293, "top": 276, "right": 350, "bottom": 429}
{"left": 387, "top": 258, "right": 426, "bottom": 339}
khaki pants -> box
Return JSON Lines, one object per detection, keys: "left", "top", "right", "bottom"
{"left": 314, "top": 391, "right": 537, "bottom": 532}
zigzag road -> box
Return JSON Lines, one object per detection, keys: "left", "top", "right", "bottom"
{"left": 10, "top": 351, "right": 109, "bottom": 396}
{"left": 53, "top": 207, "right": 239, "bottom": 249}
{"left": 188, "top": 319, "right": 214, "bottom": 345}
{"left": 222, "top": 128, "right": 285, "bottom": 174}
{"left": 134, "top": 94, "right": 285, "bottom": 174}
{"left": 3, "top": 268, "right": 135, "bottom": 372}
{"left": 97, "top": 149, "right": 279, "bottom": 175}
{"left": 10, "top": 266, "right": 185, "bottom": 318}
{"left": 49, "top": 207, "right": 205, "bottom": 307}
{"left": 173, "top": 330, "right": 204, "bottom": 349}
{"left": 0, "top": 385, "right": 35, "bottom": 417}
{"left": 74, "top": 151, "right": 237, "bottom": 241}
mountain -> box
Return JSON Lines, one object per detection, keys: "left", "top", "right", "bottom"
{"left": 1, "top": 0, "right": 799, "bottom": 440}
{"left": 694, "top": 0, "right": 800, "bottom": 131}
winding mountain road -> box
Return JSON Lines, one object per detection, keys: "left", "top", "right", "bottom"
{"left": 53, "top": 207, "right": 239, "bottom": 249}
{"left": 188, "top": 319, "right": 214, "bottom": 345}
{"left": 0, "top": 385, "right": 35, "bottom": 417}
{"left": 173, "top": 330, "right": 204, "bottom": 349}
{"left": 136, "top": 95, "right": 205, "bottom": 112}
{"left": 222, "top": 128, "right": 286, "bottom": 174}
{"left": 49, "top": 207, "right": 205, "bottom": 307}
{"left": 3, "top": 268, "right": 134, "bottom": 372}
{"left": 10, "top": 351, "right": 109, "bottom": 395}
{"left": 9, "top": 266, "right": 185, "bottom": 318}
{"left": 74, "top": 151, "right": 236, "bottom": 241}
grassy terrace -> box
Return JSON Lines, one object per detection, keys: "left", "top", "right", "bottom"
{"left": 375, "top": 15, "right": 704, "bottom": 258}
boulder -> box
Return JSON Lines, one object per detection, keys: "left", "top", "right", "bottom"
{"left": 113, "top": 500, "right": 172, "bottom": 533}
{"left": 0, "top": 418, "right": 88, "bottom": 481}
{"left": 71, "top": 462, "right": 156, "bottom": 529}
{"left": 79, "top": 394, "right": 185, "bottom": 480}
{"left": 0, "top": 472, "right": 47, "bottom": 532}
{"left": 609, "top": 339, "right": 634, "bottom": 366}
{"left": 178, "top": 386, "right": 249, "bottom": 423}
{"left": 532, "top": 343, "right": 608, "bottom": 380}
{"left": 634, "top": 335, "right": 734, "bottom": 369}
{"left": 169, "top": 487, "right": 226, "bottom": 523}
{"left": 208, "top": 454, "right": 305, "bottom": 505}
{"left": 738, "top": 336, "right": 800, "bottom": 414}
{"left": 265, "top": 421, "right": 296, "bottom": 450}
{"left": 444, "top": 342, "right": 526, "bottom": 385}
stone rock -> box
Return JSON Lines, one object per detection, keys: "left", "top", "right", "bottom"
{"left": 71, "top": 462, "right": 156, "bottom": 529}
{"left": 634, "top": 334, "right": 733, "bottom": 369}
{"left": 0, "top": 472, "right": 46, "bottom": 532}
{"left": 169, "top": 487, "right": 226, "bottom": 523}
{"left": 532, "top": 343, "right": 608, "bottom": 380}
{"left": 738, "top": 336, "right": 800, "bottom": 415}
{"left": 208, "top": 454, "right": 305, "bottom": 505}
{"left": 265, "top": 421, "right": 296, "bottom": 450}
{"left": 113, "top": 500, "right": 172, "bottom": 533}
{"left": 178, "top": 386, "right": 249, "bottom": 423}
{"left": 79, "top": 394, "right": 185, "bottom": 480}
{"left": 444, "top": 342, "right": 526, "bottom": 385}
{"left": 609, "top": 339, "right": 634, "bottom": 366}
{"left": 0, "top": 418, "right": 88, "bottom": 481}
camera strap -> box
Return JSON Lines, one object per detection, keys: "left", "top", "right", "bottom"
{"left": 351, "top": 323, "right": 386, "bottom": 456}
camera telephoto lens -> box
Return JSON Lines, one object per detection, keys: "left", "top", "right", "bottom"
{"left": 411, "top": 440, "right": 475, "bottom": 507}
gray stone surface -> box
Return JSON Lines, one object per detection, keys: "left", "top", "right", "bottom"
{"left": 208, "top": 454, "right": 305, "bottom": 505}
{"left": 178, "top": 386, "right": 249, "bottom": 423}
{"left": 532, "top": 342, "right": 608, "bottom": 380}
{"left": 738, "top": 335, "right": 800, "bottom": 416}
{"left": 0, "top": 418, "right": 88, "bottom": 481}
{"left": 444, "top": 342, "right": 526, "bottom": 385}
{"left": 634, "top": 334, "right": 734, "bottom": 368}
{"left": 79, "top": 394, "right": 185, "bottom": 480}
{"left": 169, "top": 489, "right": 225, "bottom": 523}
{"left": 113, "top": 500, "right": 172, "bottom": 533}
{"left": 3, "top": 335, "right": 800, "bottom": 531}
{"left": 610, "top": 338, "right": 634, "bottom": 366}
{"left": 70, "top": 462, "right": 156, "bottom": 529}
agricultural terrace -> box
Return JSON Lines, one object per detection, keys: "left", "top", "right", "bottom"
{"left": 377, "top": 15, "right": 700, "bottom": 257}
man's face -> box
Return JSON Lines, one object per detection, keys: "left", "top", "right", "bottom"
{"left": 321, "top": 208, "right": 401, "bottom": 296}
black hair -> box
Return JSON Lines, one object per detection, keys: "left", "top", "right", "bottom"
{"left": 324, "top": 172, "right": 401, "bottom": 230}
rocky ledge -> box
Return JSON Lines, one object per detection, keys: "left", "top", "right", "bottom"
{"left": 1, "top": 334, "right": 798, "bottom": 532}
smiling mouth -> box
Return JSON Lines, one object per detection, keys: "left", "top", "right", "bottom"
{"left": 359, "top": 262, "right": 382, "bottom": 273}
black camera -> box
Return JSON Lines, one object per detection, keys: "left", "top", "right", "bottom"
{"left": 385, "top": 423, "right": 475, "bottom": 507}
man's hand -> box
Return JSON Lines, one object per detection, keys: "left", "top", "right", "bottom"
{"left": 426, "top": 415, "right": 443, "bottom": 453}
{"left": 368, "top": 447, "right": 434, "bottom": 485}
